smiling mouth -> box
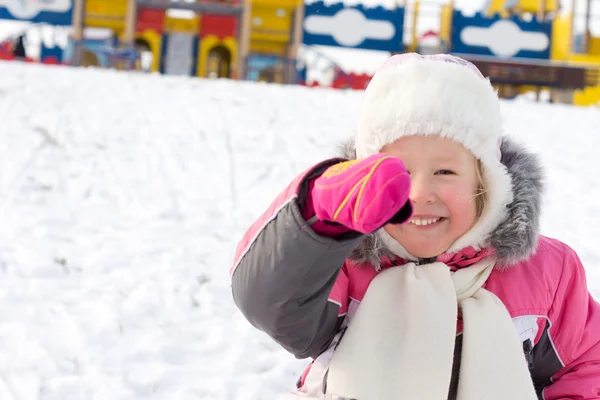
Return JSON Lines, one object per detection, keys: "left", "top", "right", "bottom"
{"left": 408, "top": 217, "right": 446, "bottom": 226}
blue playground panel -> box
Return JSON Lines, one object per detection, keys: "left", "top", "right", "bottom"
{"left": 303, "top": 2, "right": 404, "bottom": 53}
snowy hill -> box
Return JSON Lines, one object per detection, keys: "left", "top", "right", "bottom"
{"left": 0, "top": 61, "right": 599, "bottom": 399}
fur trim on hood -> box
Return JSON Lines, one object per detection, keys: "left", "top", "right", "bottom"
{"left": 339, "top": 137, "right": 544, "bottom": 269}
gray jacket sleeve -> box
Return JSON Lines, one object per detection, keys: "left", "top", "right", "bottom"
{"left": 231, "top": 163, "right": 363, "bottom": 359}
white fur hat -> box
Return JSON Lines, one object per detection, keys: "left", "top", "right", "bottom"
{"left": 355, "top": 53, "right": 514, "bottom": 255}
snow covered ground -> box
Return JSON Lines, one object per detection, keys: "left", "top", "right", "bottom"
{"left": 0, "top": 60, "right": 599, "bottom": 400}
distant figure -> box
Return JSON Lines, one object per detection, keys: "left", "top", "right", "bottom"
{"left": 13, "top": 34, "right": 26, "bottom": 60}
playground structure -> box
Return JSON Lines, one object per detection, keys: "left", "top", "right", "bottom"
{"left": 72, "top": 0, "right": 246, "bottom": 77}
{"left": 74, "top": 0, "right": 304, "bottom": 81}
{"left": 449, "top": 0, "right": 600, "bottom": 105}
{"left": 2, "top": 1, "right": 600, "bottom": 105}
{"left": 300, "top": 0, "right": 600, "bottom": 106}
{"left": 460, "top": 0, "right": 600, "bottom": 105}
{"left": 0, "top": 0, "right": 303, "bottom": 82}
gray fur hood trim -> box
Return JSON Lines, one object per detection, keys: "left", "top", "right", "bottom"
{"left": 341, "top": 137, "right": 544, "bottom": 269}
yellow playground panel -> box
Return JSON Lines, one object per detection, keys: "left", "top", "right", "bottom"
{"left": 548, "top": 4, "right": 600, "bottom": 106}
{"left": 248, "top": 0, "right": 301, "bottom": 56}
{"left": 484, "top": 0, "right": 559, "bottom": 17}
{"left": 85, "top": 0, "right": 128, "bottom": 31}
{"left": 199, "top": 35, "right": 238, "bottom": 78}
{"left": 135, "top": 29, "right": 162, "bottom": 72}
{"left": 83, "top": 0, "right": 162, "bottom": 72}
{"left": 439, "top": 2, "right": 453, "bottom": 48}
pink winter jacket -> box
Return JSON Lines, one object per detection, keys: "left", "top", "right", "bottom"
{"left": 230, "top": 138, "right": 600, "bottom": 399}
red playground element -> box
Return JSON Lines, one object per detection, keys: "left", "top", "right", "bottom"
{"left": 303, "top": 70, "right": 374, "bottom": 90}
{"left": 0, "top": 40, "right": 35, "bottom": 62}
{"left": 200, "top": 0, "right": 239, "bottom": 39}
{"left": 201, "top": 15, "right": 238, "bottom": 39}
{"left": 136, "top": 9, "right": 166, "bottom": 32}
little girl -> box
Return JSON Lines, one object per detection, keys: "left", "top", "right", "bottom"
{"left": 230, "top": 53, "right": 600, "bottom": 399}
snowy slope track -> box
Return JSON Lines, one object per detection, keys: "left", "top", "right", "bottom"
{"left": 0, "top": 61, "right": 599, "bottom": 399}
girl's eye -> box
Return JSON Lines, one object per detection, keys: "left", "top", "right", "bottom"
{"left": 435, "top": 169, "right": 455, "bottom": 175}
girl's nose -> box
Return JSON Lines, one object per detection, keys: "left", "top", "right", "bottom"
{"left": 409, "top": 176, "right": 436, "bottom": 205}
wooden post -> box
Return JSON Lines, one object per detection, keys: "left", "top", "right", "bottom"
{"left": 569, "top": 0, "right": 576, "bottom": 54}
{"left": 537, "top": 0, "right": 546, "bottom": 21}
{"left": 534, "top": 0, "right": 547, "bottom": 101}
{"left": 447, "top": 0, "right": 454, "bottom": 50}
{"left": 583, "top": 0, "right": 592, "bottom": 53}
{"left": 236, "top": 0, "right": 252, "bottom": 80}
{"left": 289, "top": 2, "right": 304, "bottom": 59}
{"left": 287, "top": 1, "right": 304, "bottom": 83}
{"left": 71, "top": 0, "right": 86, "bottom": 66}
{"left": 124, "top": 0, "right": 138, "bottom": 47}
{"left": 410, "top": 0, "right": 419, "bottom": 52}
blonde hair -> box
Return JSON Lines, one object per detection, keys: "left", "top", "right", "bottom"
{"left": 475, "top": 159, "right": 488, "bottom": 220}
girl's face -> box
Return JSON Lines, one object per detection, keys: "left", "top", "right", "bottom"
{"left": 381, "top": 135, "right": 480, "bottom": 258}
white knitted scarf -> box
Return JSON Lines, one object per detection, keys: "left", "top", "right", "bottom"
{"left": 325, "top": 258, "right": 538, "bottom": 399}
{"left": 281, "top": 258, "right": 538, "bottom": 399}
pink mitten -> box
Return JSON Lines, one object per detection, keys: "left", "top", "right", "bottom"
{"left": 312, "top": 154, "right": 413, "bottom": 234}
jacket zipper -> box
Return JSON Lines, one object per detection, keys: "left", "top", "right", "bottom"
{"left": 523, "top": 338, "right": 535, "bottom": 370}
{"left": 415, "top": 256, "right": 438, "bottom": 265}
